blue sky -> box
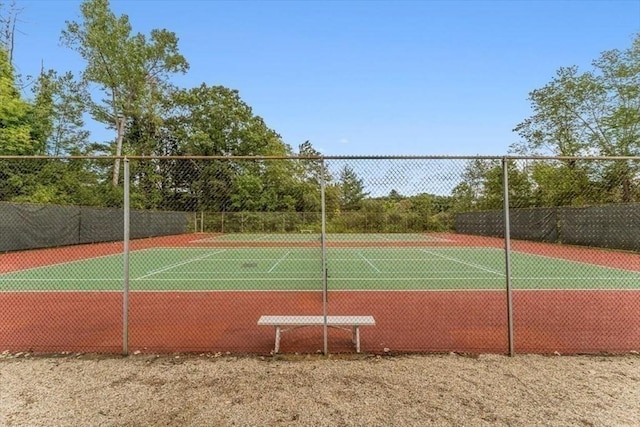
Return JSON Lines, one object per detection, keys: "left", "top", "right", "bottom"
{"left": 11, "top": 0, "right": 640, "bottom": 156}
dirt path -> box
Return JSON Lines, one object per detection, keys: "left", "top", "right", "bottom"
{"left": 1, "top": 352, "right": 638, "bottom": 426}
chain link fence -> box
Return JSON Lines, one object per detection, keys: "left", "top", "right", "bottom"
{"left": 1, "top": 155, "right": 639, "bottom": 355}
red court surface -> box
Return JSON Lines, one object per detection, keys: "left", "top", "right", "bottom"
{"left": 1, "top": 290, "right": 638, "bottom": 354}
{"left": 1, "top": 233, "right": 639, "bottom": 355}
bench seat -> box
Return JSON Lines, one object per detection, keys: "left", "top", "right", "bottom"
{"left": 258, "top": 315, "right": 375, "bottom": 353}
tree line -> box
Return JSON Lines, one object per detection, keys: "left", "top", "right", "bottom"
{"left": 452, "top": 32, "right": 640, "bottom": 213}
{"left": 1, "top": 0, "right": 639, "bottom": 228}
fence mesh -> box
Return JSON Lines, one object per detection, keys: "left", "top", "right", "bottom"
{"left": 0, "top": 158, "right": 123, "bottom": 352}
{"left": 1, "top": 155, "right": 639, "bottom": 354}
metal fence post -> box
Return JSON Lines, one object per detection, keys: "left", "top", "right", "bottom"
{"left": 502, "top": 157, "right": 515, "bottom": 356}
{"left": 123, "top": 158, "right": 130, "bottom": 356}
{"left": 321, "top": 157, "right": 328, "bottom": 356}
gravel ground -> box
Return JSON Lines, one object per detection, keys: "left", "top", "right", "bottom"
{"left": 1, "top": 351, "right": 639, "bottom": 426}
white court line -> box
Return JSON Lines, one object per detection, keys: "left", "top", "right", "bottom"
{"left": 130, "top": 277, "right": 504, "bottom": 282}
{"left": 507, "top": 250, "right": 640, "bottom": 273}
{"left": 135, "top": 249, "right": 227, "bottom": 280}
{"left": 134, "top": 277, "right": 319, "bottom": 281}
{"left": 137, "top": 256, "right": 490, "bottom": 263}
{"left": 149, "top": 269, "right": 492, "bottom": 275}
{"left": 2, "top": 278, "right": 121, "bottom": 281}
{"left": 4, "top": 287, "right": 640, "bottom": 294}
{"left": 267, "top": 251, "right": 292, "bottom": 273}
{"left": 330, "top": 258, "right": 445, "bottom": 262}
{"left": 145, "top": 271, "right": 318, "bottom": 275}
{"left": 377, "top": 233, "right": 452, "bottom": 243}
{"left": 0, "top": 246, "right": 215, "bottom": 277}
{"left": 230, "top": 234, "right": 273, "bottom": 243}
{"left": 191, "top": 234, "right": 273, "bottom": 243}
{"left": 5, "top": 276, "right": 637, "bottom": 282}
{"left": 153, "top": 245, "right": 505, "bottom": 251}
{"left": 358, "top": 251, "right": 381, "bottom": 273}
{"left": 419, "top": 248, "right": 505, "bottom": 276}
{"left": 149, "top": 257, "right": 473, "bottom": 263}
{"left": 0, "top": 251, "right": 125, "bottom": 275}
{"left": 190, "top": 257, "right": 323, "bottom": 261}
{"left": 140, "top": 246, "right": 640, "bottom": 275}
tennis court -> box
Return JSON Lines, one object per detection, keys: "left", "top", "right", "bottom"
{"left": 3, "top": 243, "right": 640, "bottom": 292}
{"left": 1, "top": 233, "right": 640, "bottom": 354}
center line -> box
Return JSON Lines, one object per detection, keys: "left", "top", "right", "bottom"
{"left": 358, "top": 251, "right": 381, "bottom": 273}
{"left": 136, "top": 250, "right": 227, "bottom": 280}
{"left": 268, "top": 251, "right": 292, "bottom": 273}
{"left": 419, "top": 248, "right": 504, "bottom": 276}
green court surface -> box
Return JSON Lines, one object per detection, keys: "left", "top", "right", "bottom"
{"left": 3, "top": 247, "right": 640, "bottom": 292}
{"left": 194, "top": 233, "right": 449, "bottom": 243}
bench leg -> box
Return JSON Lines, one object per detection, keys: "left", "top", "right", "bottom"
{"left": 274, "top": 326, "right": 281, "bottom": 354}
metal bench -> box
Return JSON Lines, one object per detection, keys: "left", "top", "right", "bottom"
{"left": 258, "top": 315, "right": 376, "bottom": 353}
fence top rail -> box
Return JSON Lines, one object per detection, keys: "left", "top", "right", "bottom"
{"left": 2, "top": 155, "right": 640, "bottom": 161}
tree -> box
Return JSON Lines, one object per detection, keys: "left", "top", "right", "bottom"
{"left": 293, "top": 141, "right": 330, "bottom": 212}
{"left": 388, "top": 189, "right": 403, "bottom": 201}
{"left": 513, "top": 33, "right": 640, "bottom": 202}
{"left": 482, "top": 160, "right": 532, "bottom": 209}
{"left": 512, "top": 66, "right": 597, "bottom": 158}
{"left": 230, "top": 174, "right": 264, "bottom": 211}
{"left": 28, "top": 70, "right": 55, "bottom": 155}
{"left": 456, "top": 158, "right": 497, "bottom": 204}
{"left": 529, "top": 160, "right": 593, "bottom": 207}
{"left": 154, "top": 85, "right": 296, "bottom": 212}
{"left": 43, "top": 71, "right": 91, "bottom": 155}
{"left": 450, "top": 181, "right": 476, "bottom": 212}
{"left": 297, "top": 141, "right": 328, "bottom": 184}
{"left": 61, "top": 0, "right": 189, "bottom": 186}
{"left": 453, "top": 159, "right": 532, "bottom": 211}
{"left": 0, "top": 0, "right": 22, "bottom": 66}
{"left": 168, "top": 85, "right": 286, "bottom": 157}
{"left": 338, "top": 165, "right": 368, "bottom": 211}
{"left": 0, "top": 47, "right": 31, "bottom": 155}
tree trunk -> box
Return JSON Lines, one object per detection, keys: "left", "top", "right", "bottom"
{"left": 112, "top": 116, "right": 126, "bottom": 187}
{"left": 622, "top": 173, "right": 632, "bottom": 203}
{"left": 617, "top": 161, "right": 632, "bottom": 203}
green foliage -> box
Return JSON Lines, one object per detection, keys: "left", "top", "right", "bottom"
{"left": 513, "top": 33, "right": 640, "bottom": 203}
{"left": 62, "top": 0, "right": 189, "bottom": 185}
{"left": 2, "top": 2, "right": 637, "bottom": 235}
{"left": 45, "top": 71, "right": 91, "bottom": 155}
{"left": 450, "top": 182, "right": 475, "bottom": 212}
{"left": 445, "top": 34, "right": 640, "bottom": 211}
{"left": 28, "top": 72, "right": 55, "bottom": 154}
{"left": 231, "top": 174, "right": 264, "bottom": 211}
{"left": 297, "top": 141, "right": 330, "bottom": 184}
{"left": 530, "top": 161, "right": 593, "bottom": 207}
{"left": 338, "top": 165, "right": 368, "bottom": 211}
{"left": 149, "top": 85, "right": 299, "bottom": 212}
{"left": 168, "top": 85, "right": 283, "bottom": 157}
{"left": 452, "top": 159, "right": 533, "bottom": 211}
{"left": 0, "top": 48, "right": 32, "bottom": 155}
{"left": 0, "top": 159, "right": 113, "bottom": 205}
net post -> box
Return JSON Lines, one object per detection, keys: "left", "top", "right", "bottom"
{"left": 123, "top": 157, "right": 130, "bottom": 356}
{"left": 502, "top": 157, "right": 515, "bottom": 357}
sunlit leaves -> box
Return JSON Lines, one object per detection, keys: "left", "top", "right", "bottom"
{"left": 0, "top": 48, "right": 31, "bottom": 155}
{"left": 61, "top": 0, "right": 189, "bottom": 184}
